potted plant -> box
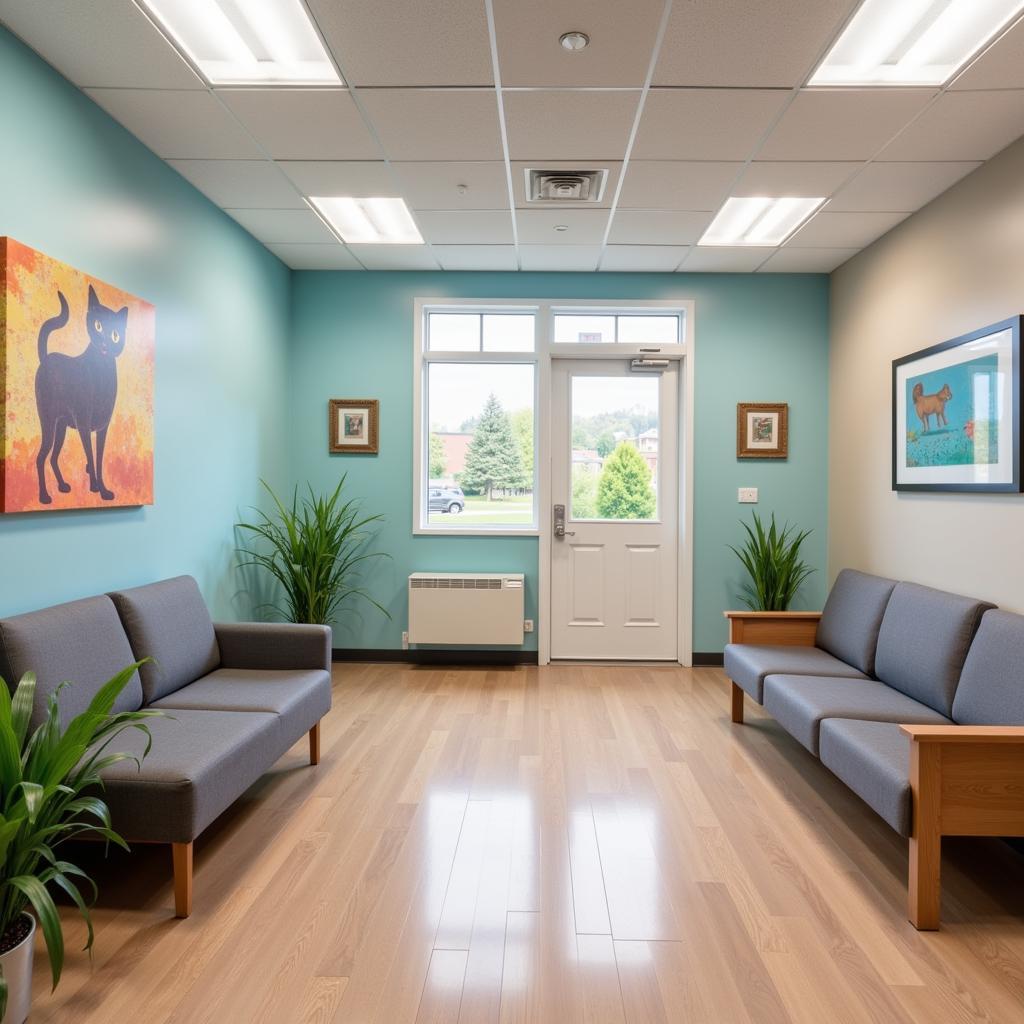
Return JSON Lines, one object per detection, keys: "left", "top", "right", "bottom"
{"left": 236, "top": 476, "right": 390, "bottom": 626}
{"left": 0, "top": 663, "right": 157, "bottom": 1023}
{"left": 725, "top": 511, "right": 819, "bottom": 647}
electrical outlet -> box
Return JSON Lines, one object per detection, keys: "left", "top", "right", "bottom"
{"left": 401, "top": 630, "right": 409, "bottom": 650}
{"left": 523, "top": 619, "right": 534, "bottom": 633}
{"left": 738, "top": 487, "right": 759, "bottom": 504}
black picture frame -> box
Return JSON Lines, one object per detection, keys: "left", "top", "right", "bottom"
{"left": 892, "top": 315, "right": 1023, "bottom": 493}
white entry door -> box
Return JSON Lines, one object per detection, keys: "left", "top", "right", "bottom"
{"left": 550, "top": 359, "right": 679, "bottom": 660}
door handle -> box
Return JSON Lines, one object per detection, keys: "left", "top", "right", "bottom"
{"left": 553, "top": 504, "right": 575, "bottom": 538}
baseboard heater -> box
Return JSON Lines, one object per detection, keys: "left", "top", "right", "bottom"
{"left": 408, "top": 573, "right": 525, "bottom": 645}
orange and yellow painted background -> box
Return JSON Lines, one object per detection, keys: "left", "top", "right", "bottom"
{"left": 0, "top": 238, "right": 154, "bottom": 512}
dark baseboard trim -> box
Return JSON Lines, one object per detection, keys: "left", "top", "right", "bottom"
{"left": 692, "top": 652, "right": 725, "bottom": 667}
{"left": 332, "top": 648, "right": 539, "bottom": 666}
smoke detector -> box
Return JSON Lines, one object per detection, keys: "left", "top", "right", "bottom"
{"left": 526, "top": 168, "right": 609, "bottom": 204}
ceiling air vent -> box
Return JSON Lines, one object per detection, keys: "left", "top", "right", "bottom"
{"left": 526, "top": 168, "right": 608, "bottom": 204}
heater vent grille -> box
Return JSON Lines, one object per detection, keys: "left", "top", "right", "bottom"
{"left": 410, "top": 577, "right": 502, "bottom": 590}
{"left": 526, "top": 168, "right": 608, "bottom": 203}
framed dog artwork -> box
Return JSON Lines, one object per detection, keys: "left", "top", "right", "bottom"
{"left": 893, "top": 316, "right": 1023, "bottom": 492}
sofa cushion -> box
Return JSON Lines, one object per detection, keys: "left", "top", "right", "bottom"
{"left": 763, "top": 674, "right": 950, "bottom": 755}
{"left": 819, "top": 720, "right": 912, "bottom": 836}
{"left": 952, "top": 610, "right": 1024, "bottom": 725}
{"left": 0, "top": 595, "right": 143, "bottom": 731}
{"left": 152, "top": 668, "right": 331, "bottom": 739}
{"left": 873, "top": 582, "right": 994, "bottom": 717}
{"left": 815, "top": 569, "right": 897, "bottom": 676}
{"left": 724, "top": 644, "right": 867, "bottom": 704}
{"left": 99, "top": 709, "right": 284, "bottom": 844}
{"left": 109, "top": 576, "right": 220, "bottom": 704}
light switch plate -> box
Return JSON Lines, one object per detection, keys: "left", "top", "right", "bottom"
{"left": 738, "top": 487, "right": 758, "bottom": 504}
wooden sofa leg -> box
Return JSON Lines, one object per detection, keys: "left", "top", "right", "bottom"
{"left": 172, "top": 842, "right": 193, "bottom": 919}
{"left": 309, "top": 721, "right": 321, "bottom": 766}
{"left": 730, "top": 681, "right": 745, "bottom": 724}
{"left": 908, "top": 743, "right": 941, "bottom": 930}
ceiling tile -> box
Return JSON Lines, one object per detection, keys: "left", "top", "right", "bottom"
{"left": 265, "top": 244, "right": 362, "bottom": 270}
{"left": 758, "top": 247, "right": 859, "bottom": 272}
{"left": 224, "top": 209, "right": 337, "bottom": 245}
{"left": 503, "top": 91, "right": 639, "bottom": 161}
{"left": 434, "top": 246, "right": 519, "bottom": 271}
{"left": 84, "top": 89, "right": 261, "bottom": 159}
{"left": 599, "top": 246, "right": 689, "bottom": 272}
{"left": 346, "top": 245, "right": 442, "bottom": 270}
{"left": 511, "top": 161, "right": 623, "bottom": 209}
{"left": 516, "top": 210, "right": 609, "bottom": 245}
{"left": 617, "top": 161, "right": 741, "bottom": 210}
{"left": 0, "top": 0, "right": 203, "bottom": 89}
{"left": 788, "top": 210, "right": 908, "bottom": 248}
{"left": 757, "top": 89, "right": 937, "bottom": 161}
{"left": 394, "top": 162, "right": 510, "bottom": 210}
{"left": 952, "top": 19, "right": 1024, "bottom": 90}
{"left": 608, "top": 211, "right": 711, "bottom": 245}
{"left": 359, "top": 90, "right": 502, "bottom": 161}
{"left": 217, "top": 90, "right": 380, "bottom": 160}
{"left": 168, "top": 160, "right": 304, "bottom": 208}
{"left": 519, "top": 245, "right": 600, "bottom": 271}
{"left": 278, "top": 161, "right": 391, "bottom": 196}
{"left": 493, "top": 0, "right": 664, "bottom": 88}
{"left": 680, "top": 247, "right": 771, "bottom": 272}
{"left": 732, "top": 161, "right": 862, "bottom": 197}
{"left": 878, "top": 92, "right": 1024, "bottom": 162}
{"left": 633, "top": 90, "right": 789, "bottom": 161}
{"left": 654, "top": 0, "right": 858, "bottom": 88}
{"left": 415, "top": 211, "right": 514, "bottom": 244}
{"left": 307, "top": 0, "right": 493, "bottom": 86}
{"left": 827, "top": 162, "right": 981, "bottom": 213}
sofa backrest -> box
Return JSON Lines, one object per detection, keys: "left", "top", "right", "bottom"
{"left": 109, "top": 576, "right": 220, "bottom": 704}
{"left": 815, "top": 569, "right": 897, "bottom": 676}
{"left": 953, "top": 610, "right": 1024, "bottom": 725}
{"left": 874, "top": 582, "right": 994, "bottom": 716}
{"left": 0, "top": 595, "right": 143, "bottom": 731}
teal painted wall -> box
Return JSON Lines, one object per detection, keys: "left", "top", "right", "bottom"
{"left": 0, "top": 28, "right": 291, "bottom": 620}
{"left": 289, "top": 271, "right": 830, "bottom": 654}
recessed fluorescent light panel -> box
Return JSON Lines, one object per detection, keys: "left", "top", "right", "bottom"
{"left": 810, "top": 0, "right": 1024, "bottom": 86}
{"left": 310, "top": 197, "right": 424, "bottom": 244}
{"left": 699, "top": 197, "right": 825, "bottom": 247}
{"left": 138, "top": 0, "right": 340, "bottom": 85}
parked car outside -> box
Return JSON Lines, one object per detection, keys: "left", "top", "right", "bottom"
{"left": 428, "top": 483, "right": 465, "bottom": 514}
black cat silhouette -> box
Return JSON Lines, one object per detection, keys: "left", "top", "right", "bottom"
{"left": 35, "top": 285, "right": 127, "bottom": 504}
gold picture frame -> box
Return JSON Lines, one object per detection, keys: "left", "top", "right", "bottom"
{"left": 329, "top": 398, "right": 379, "bottom": 454}
{"left": 737, "top": 402, "right": 788, "bottom": 459}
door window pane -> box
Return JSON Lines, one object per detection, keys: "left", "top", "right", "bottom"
{"left": 428, "top": 313, "right": 480, "bottom": 351}
{"left": 617, "top": 315, "right": 679, "bottom": 345}
{"left": 483, "top": 314, "right": 534, "bottom": 351}
{"left": 427, "top": 363, "right": 535, "bottom": 528}
{"left": 554, "top": 315, "right": 616, "bottom": 344}
{"left": 570, "top": 376, "right": 658, "bottom": 520}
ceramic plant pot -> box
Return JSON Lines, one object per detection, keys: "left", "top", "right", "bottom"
{"left": 0, "top": 914, "right": 35, "bottom": 1024}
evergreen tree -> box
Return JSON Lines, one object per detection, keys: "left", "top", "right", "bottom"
{"left": 596, "top": 442, "right": 656, "bottom": 519}
{"left": 429, "top": 433, "right": 447, "bottom": 478}
{"left": 461, "top": 393, "right": 524, "bottom": 499}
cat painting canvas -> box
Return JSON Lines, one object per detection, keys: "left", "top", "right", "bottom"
{"left": 0, "top": 238, "right": 154, "bottom": 512}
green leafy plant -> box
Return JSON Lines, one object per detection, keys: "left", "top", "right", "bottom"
{"left": 0, "top": 663, "right": 158, "bottom": 1017}
{"left": 729, "top": 511, "right": 815, "bottom": 611}
{"left": 237, "top": 477, "right": 391, "bottom": 625}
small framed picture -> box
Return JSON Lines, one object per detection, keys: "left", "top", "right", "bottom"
{"left": 737, "top": 403, "right": 789, "bottom": 459}
{"left": 893, "top": 316, "right": 1022, "bottom": 492}
{"left": 329, "top": 398, "right": 379, "bottom": 454}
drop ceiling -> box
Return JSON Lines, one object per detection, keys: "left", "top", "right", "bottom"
{"left": 3, "top": 0, "right": 1024, "bottom": 273}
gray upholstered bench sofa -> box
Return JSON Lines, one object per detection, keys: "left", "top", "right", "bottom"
{"left": 725, "top": 569, "right": 1024, "bottom": 929}
{"left": 0, "top": 575, "right": 331, "bottom": 918}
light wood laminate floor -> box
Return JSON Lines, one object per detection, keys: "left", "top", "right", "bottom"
{"left": 32, "top": 663, "right": 1024, "bottom": 1023}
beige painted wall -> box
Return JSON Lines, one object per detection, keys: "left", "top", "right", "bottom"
{"left": 829, "top": 136, "right": 1024, "bottom": 609}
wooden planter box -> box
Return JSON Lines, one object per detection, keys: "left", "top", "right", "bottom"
{"left": 723, "top": 610, "right": 822, "bottom": 647}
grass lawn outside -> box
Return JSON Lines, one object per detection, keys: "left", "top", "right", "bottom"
{"left": 428, "top": 494, "right": 534, "bottom": 526}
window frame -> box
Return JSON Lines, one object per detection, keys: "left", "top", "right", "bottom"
{"left": 413, "top": 297, "right": 692, "bottom": 537}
